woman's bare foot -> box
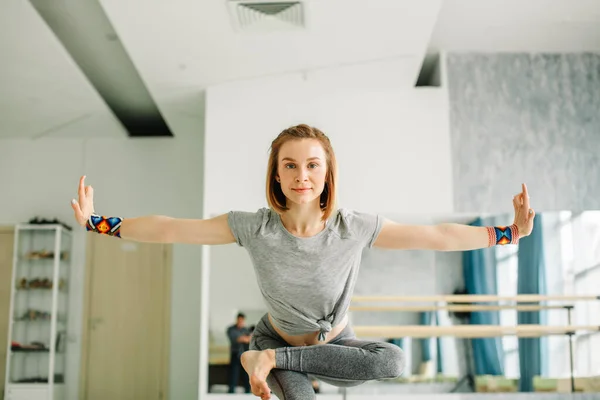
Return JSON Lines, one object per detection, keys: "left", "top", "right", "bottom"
{"left": 241, "top": 349, "right": 276, "bottom": 399}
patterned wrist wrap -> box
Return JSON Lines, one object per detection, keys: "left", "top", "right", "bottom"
{"left": 86, "top": 214, "right": 123, "bottom": 238}
{"left": 487, "top": 225, "right": 519, "bottom": 246}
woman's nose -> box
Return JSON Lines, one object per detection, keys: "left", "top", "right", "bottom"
{"left": 295, "top": 169, "right": 308, "bottom": 182}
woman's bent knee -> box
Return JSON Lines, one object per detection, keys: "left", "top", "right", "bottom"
{"left": 382, "top": 344, "right": 405, "bottom": 378}
{"left": 268, "top": 377, "right": 316, "bottom": 400}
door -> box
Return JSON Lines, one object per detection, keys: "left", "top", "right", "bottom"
{"left": 0, "top": 228, "right": 15, "bottom": 398}
{"left": 80, "top": 234, "right": 171, "bottom": 400}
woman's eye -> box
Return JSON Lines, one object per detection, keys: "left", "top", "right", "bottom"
{"left": 285, "top": 164, "right": 295, "bottom": 169}
{"left": 308, "top": 163, "right": 318, "bottom": 168}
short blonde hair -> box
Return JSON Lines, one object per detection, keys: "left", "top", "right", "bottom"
{"left": 266, "top": 124, "right": 337, "bottom": 221}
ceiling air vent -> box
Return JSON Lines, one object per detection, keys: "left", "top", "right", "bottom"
{"left": 228, "top": 1, "right": 305, "bottom": 32}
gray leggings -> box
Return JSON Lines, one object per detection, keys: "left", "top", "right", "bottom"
{"left": 249, "top": 314, "right": 405, "bottom": 400}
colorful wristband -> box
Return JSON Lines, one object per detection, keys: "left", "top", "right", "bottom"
{"left": 487, "top": 225, "right": 519, "bottom": 246}
{"left": 86, "top": 214, "right": 123, "bottom": 238}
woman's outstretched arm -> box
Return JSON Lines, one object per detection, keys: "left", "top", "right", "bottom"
{"left": 70, "top": 176, "right": 235, "bottom": 245}
{"left": 373, "top": 183, "right": 535, "bottom": 251}
{"left": 117, "top": 214, "right": 235, "bottom": 244}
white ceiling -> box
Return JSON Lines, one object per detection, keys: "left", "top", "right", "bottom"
{"left": 1, "top": 0, "right": 599, "bottom": 139}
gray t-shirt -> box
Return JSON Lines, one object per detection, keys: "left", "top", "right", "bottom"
{"left": 227, "top": 207, "right": 383, "bottom": 340}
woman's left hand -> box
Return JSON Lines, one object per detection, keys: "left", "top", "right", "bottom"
{"left": 513, "top": 183, "right": 535, "bottom": 237}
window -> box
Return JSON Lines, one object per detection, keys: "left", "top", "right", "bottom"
{"left": 552, "top": 211, "right": 600, "bottom": 377}
{"left": 545, "top": 211, "right": 573, "bottom": 377}
{"left": 496, "top": 243, "right": 519, "bottom": 377}
{"left": 495, "top": 211, "right": 600, "bottom": 379}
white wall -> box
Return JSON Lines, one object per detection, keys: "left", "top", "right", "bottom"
{"left": 0, "top": 113, "right": 205, "bottom": 400}
{"left": 204, "top": 74, "right": 453, "bottom": 215}
{"left": 201, "top": 68, "right": 456, "bottom": 394}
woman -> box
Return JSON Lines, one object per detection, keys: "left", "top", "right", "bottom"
{"left": 72, "top": 124, "right": 534, "bottom": 400}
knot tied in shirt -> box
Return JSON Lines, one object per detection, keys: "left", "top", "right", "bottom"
{"left": 317, "top": 316, "right": 334, "bottom": 341}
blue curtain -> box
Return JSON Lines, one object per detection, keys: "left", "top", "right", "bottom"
{"left": 420, "top": 312, "right": 432, "bottom": 362}
{"left": 463, "top": 217, "right": 504, "bottom": 376}
{"left": 435, "top": 312, "right": 443, "bottom": 373}
{"left": 517, "top": 214, "right": 547, "bottom": 391}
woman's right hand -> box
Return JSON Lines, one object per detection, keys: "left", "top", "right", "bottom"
{"left": 71, "top": 175, "right": 95, "bottom": 227}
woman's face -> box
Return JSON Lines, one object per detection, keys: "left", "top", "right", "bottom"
{"left": 277, "top": 139, "right": 327, "bottom": 208}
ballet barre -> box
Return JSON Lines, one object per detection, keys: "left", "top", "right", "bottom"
{"left": 351, "top": 294, "right": 600, "bottom": 393}
{"left": 353, "top": 323, "right": 599, "bottom": 393}
{"left": 352, "top": 294, "right": 600, "bottom": 303}
{"left": 352, "top": 324, "right": 600, "bottom": 338}
{"left": 350, "top": 304, "right": 571, "bottom": 312}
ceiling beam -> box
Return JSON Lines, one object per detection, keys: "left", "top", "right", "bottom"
{"left": 29, "top": 0, "right": 173, "bottom": 137}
